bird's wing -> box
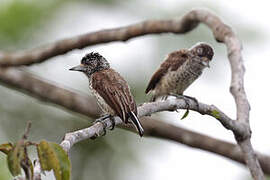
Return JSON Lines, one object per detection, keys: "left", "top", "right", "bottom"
{"left": 92, "top": 69, "right": 137, "bottom": 123}
{"left": 145, "top": 49, "right": 189, "bottom": 94}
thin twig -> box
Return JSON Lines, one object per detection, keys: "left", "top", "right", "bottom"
{"left": 22, "top": 121, "right": 32, "bottom": 140}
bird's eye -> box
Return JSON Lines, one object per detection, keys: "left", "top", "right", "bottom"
{"left": 197, "top": 48, "right": 204, "bottom": 56}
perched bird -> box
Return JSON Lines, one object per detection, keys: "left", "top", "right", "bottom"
{"left": 69, "top": 52, "right": 144, "bottom": 137}
{"left": 145, "top": 43, "right": 214, "bottom": 102}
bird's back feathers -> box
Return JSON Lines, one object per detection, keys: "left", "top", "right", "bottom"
{"left": 92, "top": 69, "right": 137, "bottom": 123}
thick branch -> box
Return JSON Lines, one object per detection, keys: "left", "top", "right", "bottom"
{"left": 0, "top": 67, "right": 101, "bottom": 118}
{"left": 0, "top": 19, "right": 196, "bottom": 66}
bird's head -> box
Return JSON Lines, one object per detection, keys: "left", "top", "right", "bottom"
{"left": 69, "top": 52, "right": 110, "bottom": 75}
{"left": 190, "top": 43, "right": 214, "bottom": 68}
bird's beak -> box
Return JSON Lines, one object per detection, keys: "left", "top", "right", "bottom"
{"left": 202, "top": 61, "right": 210, "bottom": 68}
{"left": 69, "top": 64, "right": 86, "bottom": 72}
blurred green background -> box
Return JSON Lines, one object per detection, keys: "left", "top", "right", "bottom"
{"left": 0, "top": 0, "right": 268, "bottom": 179}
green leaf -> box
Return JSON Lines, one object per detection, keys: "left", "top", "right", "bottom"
{"left": 37, "top": 140, "right": 71, "bottom": 180}
{"left": 181, "top": 109, "right": 189, "bottom": 120}
{"left": 0, "top": 143, "right": 13, "bottom": 154}
{"left": 50, "top": 143, "right": 71, "bottom": 180}
{"left": 37, "top": 141, "right": 53, "bottom": 171}
{"left": 7, "top": 141, "right": 24, "bottom": 176}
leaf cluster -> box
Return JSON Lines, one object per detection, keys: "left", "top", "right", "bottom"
{"left": 0, "top": 123, "right": 71, "bottom": 180}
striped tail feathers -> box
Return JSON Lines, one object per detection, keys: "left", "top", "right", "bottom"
{"left": 129, "top": 111, "right": 144, "bottom": 137}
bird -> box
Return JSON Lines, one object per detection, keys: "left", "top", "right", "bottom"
{"left": 69, "top": 52, "right": 144, "bottom": 137}
{"left": 145, "top": 42, "right": 214, "bottom": 103}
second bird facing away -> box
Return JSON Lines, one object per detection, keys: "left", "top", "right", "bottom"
{"left": 69, "top": 52, "right": 144, "bottom": 137}
{"left": 145, "top": 43, "right": 214, "bottom": 101}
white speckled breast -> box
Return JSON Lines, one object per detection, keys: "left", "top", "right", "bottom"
{"left": 153, "top": 58, "right": 205, "bottom": 97}
{"left": 88, "top": 77, "right": 115, "bottom": 116}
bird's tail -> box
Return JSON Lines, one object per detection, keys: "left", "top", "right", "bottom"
{"left": 129, "top": 112, "right": 144, "bottom": 137}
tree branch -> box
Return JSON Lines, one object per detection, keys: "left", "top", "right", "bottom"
{"left": 0, "top": 9, "right": 264, "bottom": 179}
{"left": 0, "top": 17, "right": 196, "bottom": 66}
{"left": 0, "top": 67, "right": 101, "bottom": 118}
{"left": 189, "top": 9, "right": 263, "bottom": 180}
{"left": 59, "top": 98, "right": 245, "bottom": 151}
{"left": 0, "top": 67, "right": 269, "bottom": 175}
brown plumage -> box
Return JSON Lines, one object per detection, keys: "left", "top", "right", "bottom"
{"left": 70, "top": 52, "right": 144, "bottom": 137}
{"left": 145, "top": 49, "right": 189, "bottom": 94}
{"left": 91, "top": 69, "right": 137, "bottom": 124}
{"left": 146, "top": 43, "right": 214, "bottom": 101}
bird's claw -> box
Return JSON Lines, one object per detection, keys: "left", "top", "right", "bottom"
{"left": 92, "top": 115, "right": 116, "bottom": 138}
{"left": 91, "top": 115, "right": 112, "bottom": 139}
{"left": 169, "top": 93, "right": 199, "bottom": 110}
{"left": 109, "top": 116, "right": 115, "bottom": 130}
{"left": 93, "top": 114, "right": 111, "bottom": 124}
{"left": 90, "top": 121, "right": 107, "bottom": 139}
{"left": 90, "top": 133, "right": 98, "bottom": 140}
{"left": 182, "top": 95, "right": 200, "bottom": 110}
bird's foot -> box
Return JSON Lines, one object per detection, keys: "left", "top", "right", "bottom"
{"left": 93, "top": 114, "right": 116, "bottom": 130}
{"left": 93, "top": 114, "right": 111, "bottom": 125}
{"left": 182, "top": 95, "right": 199, "bottom": 110}
{"left": 109, "top": 116, "right": 116, "bottom": 130}
{"left": 91, "top": 115, "right": 111, "bottom": 139}
{"left": 169, "top": 93, "right": 199, "bottom": 109}
{"left": 171, "top": 94, "right": 191, "bottom": 119}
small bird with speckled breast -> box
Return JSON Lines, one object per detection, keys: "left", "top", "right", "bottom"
{"left": 69, "top": 52, "right": 144, "bottom": 137}
{"left": 145, "top": 43, "right": 214, "bottom": 102}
